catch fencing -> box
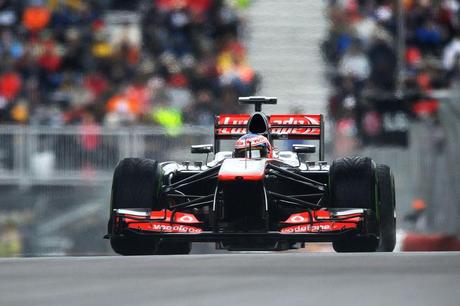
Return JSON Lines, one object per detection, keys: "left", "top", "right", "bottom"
{"left": 0, "top": 125, "right": 211, "bottom": 185}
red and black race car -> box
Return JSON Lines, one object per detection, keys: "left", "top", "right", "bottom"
{"left": 105, "top": 97, "right": 396, "bottom": 254}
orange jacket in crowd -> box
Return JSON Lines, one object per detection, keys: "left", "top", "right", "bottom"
{"left": 22, "top": 6, "right": 51, "bottom": 32}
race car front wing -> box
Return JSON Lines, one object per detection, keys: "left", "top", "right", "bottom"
{"left": 106, "top": 208, "right": 379, "bottom": 243}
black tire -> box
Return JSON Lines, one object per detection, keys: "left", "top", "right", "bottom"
{"left": 155, "top": 241, "right": 192, "bottom": 255}
{"left": 110, "top": 236, "right": 191, "bottom": 256}
{"left": 332, "top": 236, "right": 379, "bottom": 253}
{"left": 109, "top": 158, "right": 191, "bottom": 255}
{"left": 329, "top": 156, "right": 379, "bottom": 252}
{"left": 329, "top": 156, "right": 376, "bottom": 209}
{"left": 109, "top": 158, "right": 160, "bottom": 255}
{"left": 110, "top": 236, "right": 157, "bottom": 256}
{"left": 376, "top": 164, "right": 396, "bottom": 252}
{"left": 110, "top": 158, "right": 161, "bottom": 212}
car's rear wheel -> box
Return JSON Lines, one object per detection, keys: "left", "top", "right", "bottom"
{"left": 376, "top": 164, "right": 396, "bottom": 252}
{"left": 109, "top": 158, "right": 191, "bottom": 255}
{"left": 329, "top": 156, "right": 379, "bottom": 252}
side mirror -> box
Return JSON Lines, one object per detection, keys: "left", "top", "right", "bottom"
{"left": 191, "top": 144, "right": 213, "bottom": 154}
{"left": 292, "top": 144, "right": 316, "bottom": 154}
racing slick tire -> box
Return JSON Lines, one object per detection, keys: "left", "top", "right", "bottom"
{"left": 376, "top": 164, "right": 396, "bottom": 252}
{"left": 110, "top": 158, "right": 160, "bottom": 212}
{"left": 329, "top": 156, "right": 379, "bottom": 252}
{"left": 110, "top": 236, "right": 157, "bottom": 256}
{"left": 109, "top": 158, "right": 191, "bottom": 255}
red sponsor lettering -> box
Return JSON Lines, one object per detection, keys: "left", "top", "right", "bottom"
{"left": 280, "top": 221, "right": 357, "bottom": 233}
{"left": 150, "top": 223, "right": 202, "bottom": 233}
{"left": 216, "top": 115, "right": 249, "bottom": 135}
{"left": 215, "top": 114, "right": 322, "bottom": 137}
{"left": 128, "top": 222, "right": 202, "bottom": 233}
{"left": 281, "top": 224, "right": 333, "bottom": 233}
{"left": 269, "top": 115, "right": 321, "bottom": 136}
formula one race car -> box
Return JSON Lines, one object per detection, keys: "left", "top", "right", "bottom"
{"left": 105, "top": 97, "right": 396, "bottom": 254}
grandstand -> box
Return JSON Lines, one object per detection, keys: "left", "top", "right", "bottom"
{"left": 0, "top": 0, "right": 257, "bottom": 127}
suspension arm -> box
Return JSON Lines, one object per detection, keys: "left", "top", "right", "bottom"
{"left": 165, "top": 165, "right": 221, "bottom": 191}
{"left": 268, "top": 191, "right": 321, "bottom": 209}
{"left": 266, "top": 163, "right": 326, "bottom": 191}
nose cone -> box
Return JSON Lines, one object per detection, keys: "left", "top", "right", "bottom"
{"left": 218, "top": 158, "right": 266, "bottom": 181}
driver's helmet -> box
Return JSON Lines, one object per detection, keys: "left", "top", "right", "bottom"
{"left": 234, "top": 134, "right": 272, "bottom": 158}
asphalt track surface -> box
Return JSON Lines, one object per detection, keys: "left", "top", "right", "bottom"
{"left": 1, "top": 252, "right": 459, "bottom": 306}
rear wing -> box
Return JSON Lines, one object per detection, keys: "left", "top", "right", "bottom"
{"left": 214, "top": 114, "right": 325, "bottom": 160}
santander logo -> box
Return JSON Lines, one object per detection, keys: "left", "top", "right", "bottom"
{"left": 216, "top": 114, "right": 321, "bottom": 136}
{"left": 218, "top": 116, "right": 249, "bottom": 135}
{"left": 270, "top": 116, "right": 320, "bottom": 135}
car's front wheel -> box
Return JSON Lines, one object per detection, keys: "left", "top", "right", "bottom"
{"left": 109, "top": 158, "right": 191, "bottom": 255}
{"left": 329, "top": 156, "right": 379, "bottom": 252}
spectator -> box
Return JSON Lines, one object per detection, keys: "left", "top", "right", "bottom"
{"left": 0, "top": 0, "right": 257, "bottom": 126}
{"left": 0, "top": 70, "right": 22, "bottom": 100}
{"left": 443, "top": 34, "right": 460, "bottom": 71}
{"left": 22, "top": 3, "right": 51, "bottom": 33}
{"left": 337, "top": 40, "right": 370, "bottom": 81}
{"left": 323, "top": 0, "right": 457, "bottom": 147}
{"left": 184, "top": 89, "right": 218, "bottom": 125}
{"left": 367, "top": 28, "right": 396, "bottom": 91}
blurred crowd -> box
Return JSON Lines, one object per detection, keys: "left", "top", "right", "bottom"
{"left": 0, "top": 0, "right": 257, "bottom": 128}
{"left": 323, "top": 0, "right": 460, "bottom": 147}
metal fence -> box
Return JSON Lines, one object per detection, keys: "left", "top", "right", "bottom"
{"left": 0, "top": 125, "right": 212, "bottom": 185}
